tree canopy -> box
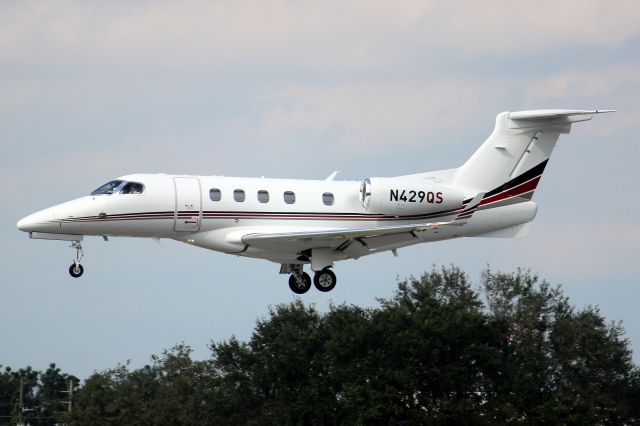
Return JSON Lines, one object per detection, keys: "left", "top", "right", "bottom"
{"left": 3, "top": 266, "right": 639, "bottom": 425}
{"left": 0, "top": 363, "right": 78, "bottom": 426}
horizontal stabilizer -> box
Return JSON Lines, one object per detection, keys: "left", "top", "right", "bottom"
{"left": 509, "top": 109, "right": 615, "bottom": 121}
{"left": 509, "top": 109, "right": 615, "bottom": 129}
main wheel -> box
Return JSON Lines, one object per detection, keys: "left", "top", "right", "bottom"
{"left": 288, "top": 272, "right": 311, "bottom": 294}
{"left": 313, "top": 268, "right": 337, "bottom": 292}
{"left": 69, "top": 263, "right": 84, "bottom": 278}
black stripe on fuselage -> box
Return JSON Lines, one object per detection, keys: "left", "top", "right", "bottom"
{"left": 59, "top": 207, "right": 462, "bottom": 223}
{"left": 484, "top": 160, "right": 548, "bottom": 198}
{"left": 463, "top": 160, "right": 548, "bottom": 204}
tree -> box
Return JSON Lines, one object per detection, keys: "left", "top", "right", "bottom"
{"left": 482, "top": 268, "right": 640, "bottom": 423}
{"left": 0, "top": 366, "right": 20, "bottom": 425}
{"left": 0, "top": 364, "right": 78, "bottom": 426}
{"left": 38, "top": 363, "right": 80, "bottom": 424}
{"left": 66, "top": 266, "right": 640, "bottom": 425}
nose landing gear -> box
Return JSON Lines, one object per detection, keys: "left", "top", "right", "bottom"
{"left": 68, "top": 241, "right": 84, "bottom": 278}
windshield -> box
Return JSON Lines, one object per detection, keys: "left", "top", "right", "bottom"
{"left": 91, "top": 180, "right": 145, "bottom": 195}
{"left": 91, "top": 180, "right": 124, "bottom": 195}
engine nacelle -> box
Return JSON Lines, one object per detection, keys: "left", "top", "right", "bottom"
{"left": 360, "top": 178, "right": 463, "bottom": 216}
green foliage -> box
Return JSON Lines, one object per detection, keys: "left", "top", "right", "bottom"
{"left": 4, "top": 266, "right": 640, "bottom": 424}
{"left": 68, "top": 345, "right": 220, "bottom": 426}
{"left": 481, "top": 268, "right": 640, "bottom": 424}
{"left": 0, "top": 363, "right": 78, "bottom": 425}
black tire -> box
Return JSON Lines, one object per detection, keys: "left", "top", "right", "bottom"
{"left": 69, "top": 263, "right": 84, "bottom": 278}
{"left": 288, "top": 272, "right": 311, "bottom": 294}
{"left": 313, "top": 268, "right": 337, "bottom": 292}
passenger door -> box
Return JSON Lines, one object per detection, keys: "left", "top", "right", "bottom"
{"left": 174, "top": 177, "right": 202, "bottom": 232}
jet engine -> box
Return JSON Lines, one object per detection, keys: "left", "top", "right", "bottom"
{"left": 360, "top": 178, "right": 463, "bottom": 216}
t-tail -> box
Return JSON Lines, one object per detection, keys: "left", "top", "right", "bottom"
{"left": 453, "top": 110, "right": 614, "bottom": 209}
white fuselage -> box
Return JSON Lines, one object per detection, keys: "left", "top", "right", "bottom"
{"left": 17, "top": 172, "right": 537, "bottom": 264}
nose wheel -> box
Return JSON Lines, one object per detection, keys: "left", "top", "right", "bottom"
{"left": 68, "top": 241, "right": 84, "bottom": 278}
{"left": 69, "top": 263, "right": 84, "bottom": 278}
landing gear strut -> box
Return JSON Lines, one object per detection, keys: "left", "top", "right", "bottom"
{"left": 69, "top": 241, "right": 84, "bottom": 278}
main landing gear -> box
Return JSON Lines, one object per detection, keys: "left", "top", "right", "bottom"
{"left": 283, "top": 264, "right": 337, "bottom": 294}
{"left": 288, "top": 271, "right": 311, "bottom": 294}
{"left": 68, "top": 241, "right": 84, "bottom": 278}
{"left": 313, "top": 268, "right": 337, "bottom": 292}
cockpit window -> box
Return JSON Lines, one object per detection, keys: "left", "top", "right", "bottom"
{"left": 90, "top": 180, "right": 144, "bottom": 195}
{"left": 91, "top": 180, "right": 124, "bottom": 195}
{"left": 121, "top": 182, "right": 144, "bottom": 194}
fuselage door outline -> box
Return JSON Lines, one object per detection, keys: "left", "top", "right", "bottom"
{"left": 174, "top": 177, "right": 202, "bottom": 232}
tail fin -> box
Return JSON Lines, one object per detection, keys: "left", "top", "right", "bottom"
{"left": 453, "top": 110, "right": 613, "bottom": 204}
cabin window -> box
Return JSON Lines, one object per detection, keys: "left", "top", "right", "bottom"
{"left": 283, "top": 191, "right": 296, "bottom": 204}
{"left": 210, "top": 188, "right": 222, "bottom": 202}
{"left": 257, "top": 190, "right": 269, "bottom": 203}
{"left": 322, "top": 192, "right": 334, "bottom": 206}
{"left": 91, "top": 180, "right": 124, "bottom": 195}
{"left": 121, "top": 182, "right": 144, "bottom": 194}
{"left": 234, "top": 189, "right": 245, "bottom": 202}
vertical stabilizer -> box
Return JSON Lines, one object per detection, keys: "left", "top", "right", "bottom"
{"left": 453, "top": 110, "right": 612, "bottom": 199}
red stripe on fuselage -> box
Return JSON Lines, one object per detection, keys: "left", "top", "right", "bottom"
{"left": 480, "top": 176, "right": 541, "bottom": 206}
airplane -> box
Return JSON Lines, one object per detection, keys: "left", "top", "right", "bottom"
{"left": 17, "top": 109, "right": 613, "bottom": 294}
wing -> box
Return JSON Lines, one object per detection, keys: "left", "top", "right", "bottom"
{"left": 241, "top": 192, "right": 484, "bottom": 258}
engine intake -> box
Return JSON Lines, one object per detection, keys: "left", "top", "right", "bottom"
{"left": 360, "top": 178, "right": 463, "bottom": 216}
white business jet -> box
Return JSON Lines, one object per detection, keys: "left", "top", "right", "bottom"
{"left": 17, "top": 109, "right": 612, "bottom": 294}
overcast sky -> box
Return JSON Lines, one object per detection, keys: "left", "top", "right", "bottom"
{"left": 2, "top": 0, "right": 639, "bottom": 379}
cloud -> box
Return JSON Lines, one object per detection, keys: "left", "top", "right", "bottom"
{"left": 0, "top": 1, "right": 422, "bottom": 72}
{"left": 1, "top": 0, "right": 638, "bottom": 73}
{"left": 427, "top": 1, "right": 640, "bottom": 54}
{"left": 526, "top": 64, "right": 640, "bottom": 100}
{"left": 257, "top": 81, "right": 502, "bottom": 152}
{"left": 524, "top": 64, "right": 640, "bottom": 133}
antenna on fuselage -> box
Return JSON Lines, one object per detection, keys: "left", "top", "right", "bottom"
{"left": 325, "top": 171, "right": 341, "bottom": 181}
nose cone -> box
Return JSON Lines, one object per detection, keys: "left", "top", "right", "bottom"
{"left": 17, "top": 197, "right": 93, "bottom": 235}
{"left": 17, "top": 211, "right": 55, "bottom": 233}
{"left": 17, "top": 214, "right": 36, "bottom": 232}
{"left": 17, "top": 208, "right": 62, "bottom": 233}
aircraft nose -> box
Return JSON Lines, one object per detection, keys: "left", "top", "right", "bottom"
{"left": 17, "top": 210, "right": 60, "bottom": 233}
{"left": 18, "top": 198, "right": 90, "bottom": 234}
{"left": 17, "top": 214, "right": 37, "bottom": 232}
